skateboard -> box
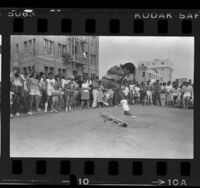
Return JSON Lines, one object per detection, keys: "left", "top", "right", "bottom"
{"left": 100, "top": 112, "right": 128, "bottom": 127}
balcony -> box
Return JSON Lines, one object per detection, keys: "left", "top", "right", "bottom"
{"left": 65, "top": 54, "right": 88, "bottom": 65}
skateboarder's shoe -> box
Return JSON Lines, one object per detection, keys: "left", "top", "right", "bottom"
{"left": 102, "top": 101, "right": 108, "bottom": 106}
{"left": 124, "top": 111, "right": 136, "bottom": 117}
{"left": 27, "top": 111, "right": 33, "bottom": 115}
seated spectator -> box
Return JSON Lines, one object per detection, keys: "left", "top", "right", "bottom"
{"left": 171, "top": 84, "right": 182, "bottom": 106}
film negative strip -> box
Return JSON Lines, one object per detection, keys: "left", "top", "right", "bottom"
{"left": 0, "top": 8, "right": 199, "bottom": 186}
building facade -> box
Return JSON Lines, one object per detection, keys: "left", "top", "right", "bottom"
{"left": 138, "top": 59, "right": 173, "bottom": 82}
{"left": 10, "top": 36, "right": 99, "bottom": 78}
{"left": 136, "top": 65, "right": 163, "bottom": 83}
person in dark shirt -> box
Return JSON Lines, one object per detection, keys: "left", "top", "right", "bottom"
{"left": 153, "top": 80, "right": 162, "bottom": 106}
{"left": 101, "top": 62, "right": 136, "bottom": 117}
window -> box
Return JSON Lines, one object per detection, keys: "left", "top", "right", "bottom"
{"left": 33, "top": 39, "right": 36, "bottom": 55}
{"left": 62, "top": 45, "right": 66, "bottom": 56}
{"left": 24, "top": 41, "right": 28, "bottom": 53}
{"left": 161, "top": 62, "right": 164, "bottom": 65}
{"left": 62, "top": 69, "right": 66, "bottom": 75}
{"left": 16, "top": 44, "right": 19, "bottom": 54}
{"left": 142, "top": 72, "right": 145, "bottom": 77}
{"left": 23, "top": 67, "right": 27, "bottom": 73}
{"left": 58, "top": 43, "right": 61, "bottom": 56}
{"left": 50, "top": 67, "right": 54, "bottom": 73}
{"left": 91, "top": 54, "right": 93, "bottom": 64}
{"left": 28, "top": 40, "right": 32, "bottom": 52}
{"left": 28, "top": 67, "right": 31, "bottom": 73}
{"left": 44, "top": 66, "right": 48, "bottom": 74}
{"left": 152, "top": 63, "right": 155, "bottom": 65}
{"left": 48, "top": 41, "right": 54, "bottom": 54}
{"left": 44, "top": 39, "right": 48, "bottom": 53}
{"left": 73, "top": 71, "right": 77, "bottom": 77}
{"left": 58, "top": 68, "right": 61, "bottom": 74}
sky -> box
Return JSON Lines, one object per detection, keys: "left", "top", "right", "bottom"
{"left": 99, "top": 36, "right": 194, "bottom": 81}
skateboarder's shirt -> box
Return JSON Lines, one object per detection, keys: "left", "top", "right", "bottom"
{"left": 104, "top": 65, "right": 124, "bottom": 81}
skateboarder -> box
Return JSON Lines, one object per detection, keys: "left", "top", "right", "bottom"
{"left": 101, "top": 62, "right": 136, "bottom": 116}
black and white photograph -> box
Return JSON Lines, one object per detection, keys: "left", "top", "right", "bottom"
{"left": 10, "top": 36, "right": 194, "bottom": 158}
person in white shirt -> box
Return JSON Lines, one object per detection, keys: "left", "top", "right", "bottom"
{"left": 182, "top": 81, "right": 193, "bottom": 109}
{"left": 44, "top": 72, "right": 55, "bottom": 112}
{"left": 129, "top": 80, "right": 135, "bottom": 105}
{"left": 80, "top": 79, "right": 90, "bottom": 109}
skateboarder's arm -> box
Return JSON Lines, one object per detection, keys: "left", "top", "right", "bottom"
{"left": 107, "top": 66, "right": 124, "bottom": 76}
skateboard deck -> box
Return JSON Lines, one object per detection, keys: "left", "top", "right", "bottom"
{"left": 100, "top": 112, "right": 128, "bottom": 127}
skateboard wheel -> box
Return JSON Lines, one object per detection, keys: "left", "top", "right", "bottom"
{"left": 122, "top": 123, "right": 127, "bottom": 127}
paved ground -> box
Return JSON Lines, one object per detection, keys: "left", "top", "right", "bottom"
{"left": 10, "top": 105, "right": 193, "bottom": 158}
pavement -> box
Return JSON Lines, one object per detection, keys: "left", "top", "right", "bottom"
{"left": 10, "top": 105, "right": 193, "bottom": 158}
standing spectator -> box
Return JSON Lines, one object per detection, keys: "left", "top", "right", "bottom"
{"left": 160, "top": 82, "right": 167, "bottom": 106}
{"left": 134, "top": 83, "right": 141, "bottom": 104}
{"left": 75, "top": 76, "right": 83, "bottom": 107}
{"left": 182, "top": 81, "right": 193, "bottom": 109}
{"left": 10, "top": 68, "right": 24, "bottom": 116}
{"left": 27, "top": 71, "right": 40, "bottom": 115}
{"left": 10, "top": 82, "right": 16, "bottom": 118}
{"left": 44, "top": 72, "right": 55, "bottom": 112}
{"left": 39, "top": 73, "right": 47, "bottom": 109}
{"left": 129, "top": 80, "right": 135, "bottom": 105}
{"left": 140, "top": 82, "right": 147, "bottom": 106}
{"left": 21, "top": 73, "right": 30, "bottom": 113}
{"left": 51, "top": 77, "right": 61, "bottom": 113}
{"left": 121, "top": 80, "right": 129, "bottom": 101}
{"left": 97, "top": 80, "right": 108, "bottom": 107}
{"left": 55, "top": 75, "right": 64, "bottom": 109}
{"left": 146, "top": 80, "right": 153, "bottom": 105}
{"left": 188, "top": 79, "right": 192, "bottom": 86}
{"left": 80, "top": 78, "right": 90, "bottom": 109}
{"left": 165, "top": 81, "right": 172, "bottom": 107}
{"left": 153, "top": 80, "right": 161, "bottom": 106}
{"left": 64, "top": 76, "right": 76, "bottom": 112}
{"left": 91, "top": 76, "right": 99, "bottom": 108}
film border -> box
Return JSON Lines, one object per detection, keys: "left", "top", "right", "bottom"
{"left": 0, "top": 8, "right": 199, "bottom": 186}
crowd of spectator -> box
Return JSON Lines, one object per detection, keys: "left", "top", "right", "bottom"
{"left": 9, "top": 67, "right": 194, "bottom": 118}
{"left": 120, "top": 79, "right": 194, "bottom": 109}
